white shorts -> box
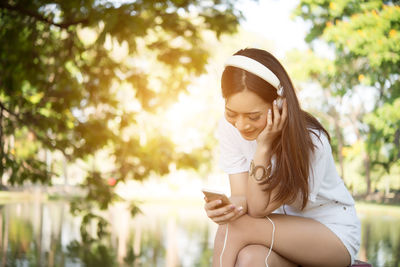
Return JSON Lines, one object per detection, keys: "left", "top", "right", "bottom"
{"left": 275, "top": 201, "right": 361, "bottom": 265}
{"left": 315, "top": 204, "right": 361, "bottom": 265}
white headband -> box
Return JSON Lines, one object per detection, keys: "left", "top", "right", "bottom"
{"left": 224, "top": 55, "right": 284, "bottom": 96}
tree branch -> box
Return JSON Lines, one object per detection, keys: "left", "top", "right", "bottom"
{"left": 0, "top": 2, "right": 89, "bottom": 29}
{"left": 0, "top": 100, "right": 77, "bottom": 159}
{"left": 0, "top": 100, "right": 18, "bottom": 119}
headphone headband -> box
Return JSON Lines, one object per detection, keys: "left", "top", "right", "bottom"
{"left": 224, "top": 55, "right": 283, "bottom": 96}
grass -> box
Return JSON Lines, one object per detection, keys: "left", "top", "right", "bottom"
{"left": 0, "top": 191, "right": 43, "bottom": 203}
{"left": 355, "top": 201, "right": 400, "bottom": 217}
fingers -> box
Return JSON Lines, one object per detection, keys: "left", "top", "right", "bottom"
{"left": 279, "top": 98, "right": 287, "bottom": 129}
{"left": 204, "top": 199, "right": 222, "bottom": 211}
{"left": 272, "top": 98, "right": 287, "bottom": 131}
{"left": 272, "top": 99, "right": 281, "bottom": 128}
{"left": 213, "top": 206, "right": 244, "bottom": 224}
{"left": 206, "top": 203, "right": 235, "bottom": 218}
{"left": 266, "top": 108, "right": 273, "bottom": 130}
{"left": 204, "top": 201, "right": 244, "bottom": 223}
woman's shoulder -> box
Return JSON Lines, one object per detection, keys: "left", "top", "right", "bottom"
{"left": 217, "top": 116, "right": 235, "bottom": 138}
{"left": 217, "top": 116, "right": 245, "bottom": 141}
{"left": 217, "top": 116, "right": 255, "bottom": 149}
{"left": 308, "top": 128, "right": 331, "bottom": 154}
{"left": 216, "top": 116, "right": 241, "bottom": 145}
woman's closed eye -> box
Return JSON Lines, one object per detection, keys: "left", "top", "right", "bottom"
{"left": 226, "top": 112, "right": 260, "bottom": 121}
{"left": 226, "top": 112, "right": 237, "bottom": 118}
{"left": 249, "top": 116, "right": 260, "bottom": 121}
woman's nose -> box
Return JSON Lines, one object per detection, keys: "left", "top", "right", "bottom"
{"left": 235, "top": 117, "right": 249, "bottom": 131}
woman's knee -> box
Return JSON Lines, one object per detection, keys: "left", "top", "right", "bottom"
{"left": 236, "top": 245, "right": 267, "bottom": 267}
{"left": 215, "top": 222, "right": 245, "bottom": 246}
{"left": 236, "top": 246, "right": 257, "bottom": 267}
{"left": 236, "top": 245, "right": 298, "bottom": 267}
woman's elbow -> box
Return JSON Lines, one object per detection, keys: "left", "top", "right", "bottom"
{"left": 247, "top": 204, "right": 273, "bottom": 218}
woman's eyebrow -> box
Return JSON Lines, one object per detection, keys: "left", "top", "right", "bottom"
{"left": 225, "top": 106, "right": 262, "bottom": 115}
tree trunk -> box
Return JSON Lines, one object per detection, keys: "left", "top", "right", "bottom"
{"left": 333, "top": 111, "right": 345, "bottom": 179}
{"left": 0, "top": 108, "right": 3, "bottom": 186}
{"left": 364, "top": 152, "right": 372, "bottom": 195}
{"left": 1, "top": 210, "right": 8, "bottom": 267}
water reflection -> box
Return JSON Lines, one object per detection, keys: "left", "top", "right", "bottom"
{"left": 0, "top": 201, "right": 215, "bottom": 267}
{"left": 357, "top": 206, "right": 400, "bottom": 267}
{"left": 0, "top": 200, "right": 399, "bottom": 267}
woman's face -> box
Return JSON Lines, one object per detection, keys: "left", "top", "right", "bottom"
{"left": 225, "top": 90, "right": 271, "bottom": 141}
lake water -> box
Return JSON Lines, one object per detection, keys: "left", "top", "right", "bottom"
{"left": 0, "top": 200, "right": 399, "bottom": 267}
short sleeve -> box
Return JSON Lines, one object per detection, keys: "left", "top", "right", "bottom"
{"left": 216, "top": 117, "right": 249, "bottom": 174}
{"left": 308, "top": 131, "right": 330, "bottom": 202}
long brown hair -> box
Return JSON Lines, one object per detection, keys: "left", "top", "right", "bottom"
{"left": 221, "top": 48, "right": 330, "bottom": 209}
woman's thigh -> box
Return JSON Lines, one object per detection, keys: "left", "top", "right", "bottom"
{"left": 218, "top": 214, "right": 350, "bottom": 267}
{"left": 235, "top": 244, "right": 297, "bottom": 267}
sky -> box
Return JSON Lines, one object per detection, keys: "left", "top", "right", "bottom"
{"left": 239, "top": 0, "right": 309, "bottom": 57}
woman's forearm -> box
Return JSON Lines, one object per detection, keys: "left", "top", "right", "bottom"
{"left": 246, "top": 145, "right": 277, "bottom": 217}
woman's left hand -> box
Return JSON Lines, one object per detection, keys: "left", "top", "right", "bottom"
{"left": 204, "top": 195, "right": 247, "bottom": 225}
{"left": 256, "top": 98, "right": 287, "bottom": 148}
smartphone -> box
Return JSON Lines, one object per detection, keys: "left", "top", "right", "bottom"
{"left": 201, "top": 188, "right": 232, "bottom": 208}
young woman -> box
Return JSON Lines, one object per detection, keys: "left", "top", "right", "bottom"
{"left": 204, "top": 48, "right": 360, "bottom": 267}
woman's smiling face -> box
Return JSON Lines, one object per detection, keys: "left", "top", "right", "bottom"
{"left": 225, "top": 90, "right": 272, "bottom": 141}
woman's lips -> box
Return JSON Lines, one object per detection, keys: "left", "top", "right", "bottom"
{"left": 241, "top": 129, "right": 255, "bottom": 136}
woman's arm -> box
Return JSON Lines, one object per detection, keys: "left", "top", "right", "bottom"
{"left": 229, "top": 172, "right": 248, "bottom": 215}
{"left": 246, "top": 145, "right": 282, "bottom": 217}
{"left": 247, "top": 99, "right": 287, "bottom": 217}
{"left": 229, "top": 155, "right": 281, "bottom": 218}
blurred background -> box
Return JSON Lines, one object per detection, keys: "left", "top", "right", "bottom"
{"left": 0, "top": 0, "right": 399, "bottom": 266}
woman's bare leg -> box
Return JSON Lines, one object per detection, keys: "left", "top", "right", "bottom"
{"left": 213, "top": 229, "right": 297, "bottom": 267}
{"left": 212, "top": 214, "right": 350, "bottom": 267}
{"left": 234, "top": 245, "right": 297, "bottom": 267}
{"left": 213, "top": 224, "right": 228, "bottom": 267}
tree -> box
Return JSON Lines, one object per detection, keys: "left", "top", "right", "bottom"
{"left": 0, "top": 0, "right": 244, "bottom": 246}
{"left": 364, "top": 98, "right": 400, "bottom": 174}
{"left": 294, "top": 0, "right": 400, "bottom": 194}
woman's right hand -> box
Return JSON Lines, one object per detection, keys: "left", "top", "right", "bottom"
{"left": 204, "top": 197, "right": 245, "bottom": 225}
{"left": 256, "top": 98, "right": 287, "bottom": 148}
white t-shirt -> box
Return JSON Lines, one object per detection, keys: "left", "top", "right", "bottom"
{"left": 216, "top": 116, "right": 355, "bottom": 209}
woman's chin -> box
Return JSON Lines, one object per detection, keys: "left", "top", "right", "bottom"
{"left": 240, "top": 133, "right": 257, "bottom": 141}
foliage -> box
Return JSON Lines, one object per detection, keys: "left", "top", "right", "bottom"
{"left": 295, "top": 0, "right": 400, "bottom": 97}
{"left": 294, "top": 0, "right": 400, "bottom": 193}
{"left": 67, "top": 239, "right": 117, "bottom": 267}
{"left": 364, "top": 98, "right": 400, "bottom": 172}
{"left": 0, "top": 0, "right": 244, "bottom": 244}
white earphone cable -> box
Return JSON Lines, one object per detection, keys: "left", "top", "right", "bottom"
{"left": 220, "top": 224, "right": 229, "bottom": 267}
{"left": 265, "top": 216, "right": 275, "bottom": 267}
{"left": 219, "top": 216, "right": 275, "bottom": 267}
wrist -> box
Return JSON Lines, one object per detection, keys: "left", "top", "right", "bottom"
{"left": 229, "top": 195, "right": 248, "bottom": 213}
{"left": 256, "top": 138, "right": 272, "bottom": 148}
{"left": 255, "top": 145, "right": 270, "bottom": 159}
{"left": 249, "top": 159, "right": 272, "bottom": 182}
